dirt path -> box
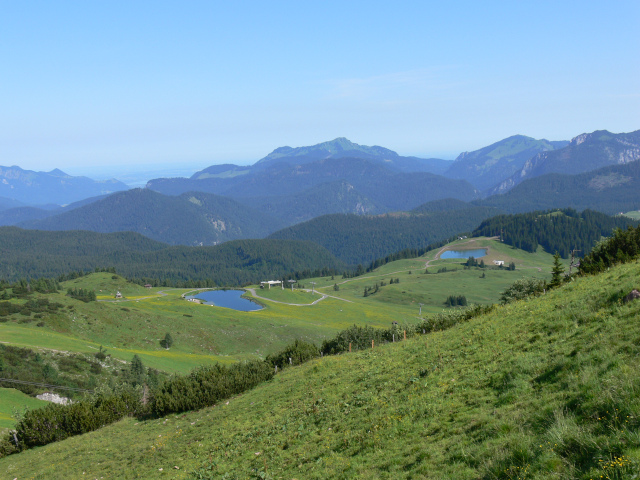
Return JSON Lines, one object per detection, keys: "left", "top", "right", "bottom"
{"left": 245, "top": 288, "right": 352, "bottom": 306}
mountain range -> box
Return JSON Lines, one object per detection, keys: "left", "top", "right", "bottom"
{"left": 0, "top": 166, "right": 128, "bottom": 206}
{"left": 0, "top": 129, "right": 639, "bottom": 254}
{"left": 444, "top": 135, "right": 569, "bottom": 191}
{"left": 488, "top": 130, "right": 640, "bottom": 195}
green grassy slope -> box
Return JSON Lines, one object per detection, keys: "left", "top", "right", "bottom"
{"left": 0, "top": 240, "right": 556, "bottom": 373}
{"left": 0, "top": 389, "right": 47, "bottom": 431}
{"left": 2, "top": 260, "right": 639, "bottom": 478}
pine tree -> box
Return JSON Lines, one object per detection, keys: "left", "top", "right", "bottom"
{"left": 160, "top": 332, "right": 174, "bottom": 349}
{"left": 550, "top": 252, "right": 564, "bottom": 288}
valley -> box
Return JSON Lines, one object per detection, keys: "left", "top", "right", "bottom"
{"left": 1, "top": 236, "right": 638, "bottom": 479}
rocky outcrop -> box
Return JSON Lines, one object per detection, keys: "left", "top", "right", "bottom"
{"left": 36, "top": 392, "right": 72, "bottom": 405}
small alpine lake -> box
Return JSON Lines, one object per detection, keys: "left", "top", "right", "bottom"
{"left": 188, "top": 289, "right": 264, "bottom": 312}
{"left": 439, "top": 248, "right": 488, "bottom": 259}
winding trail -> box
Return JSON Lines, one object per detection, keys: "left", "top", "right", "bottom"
{"left": 244, "top": 288, "right": 352, "bottom": 307}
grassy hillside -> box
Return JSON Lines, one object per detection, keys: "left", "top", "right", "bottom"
{"left": 0, "top": 240, "right": 555, "bottom": 374}
{"left": 0, "top": 389, "right": 47, "bottom": 431}
{"left": 625, "top": 210, "right": 640, "bottom": 221}
{"left": 2, "top": 258, "right": 639, "bottom": 478}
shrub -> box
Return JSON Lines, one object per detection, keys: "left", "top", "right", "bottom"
{"left": 266, "top": 340, "right": 319, "bottom": 369}
{"left": 150, "top": 360, "right": 273, "bottom": 417}
{"left": 500, "top": 278, "right": 546, "bottom": 304}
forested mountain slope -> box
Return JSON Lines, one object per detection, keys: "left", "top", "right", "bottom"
{"left": 148, "top": 156, "right": 477, "bottom": 213}
{"left": 236, "top": 181, "right": 382, "bottom": 225}
{"left": 19, "top": 189, "right": 284, "bottom": 245}
{"left": 476, "top": 160, "right": 640, "bottom": 214}
{"left": 268, "top": 207, "right": 499, "bottom": 265}
{"left": 473, "top": 208, "right": 637, "bottom": 257}
{"left": 0, "top": 227, "right": 344, "bottom": 285}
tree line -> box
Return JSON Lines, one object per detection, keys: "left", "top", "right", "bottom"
{"left": 472, "top": 208, "right": 636, "bottom": 258}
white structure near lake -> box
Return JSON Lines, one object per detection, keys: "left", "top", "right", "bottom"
{"left": 260, "top": 280, "right": 282, "bottom": 289}
{"left": 493, "top": 260, "right": 504, "bottom": 266}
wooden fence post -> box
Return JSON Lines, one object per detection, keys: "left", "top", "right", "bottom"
{"left": 372, "top": 339, "right": 374, "bottom": 349}
{"left": 404, "top": 330, "right": 406, "bottom": 340}
{"left": 349, "top": 342, "right": 351, "bottom": 352}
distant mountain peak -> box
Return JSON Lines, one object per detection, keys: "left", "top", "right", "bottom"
{"left": 256, "top": 138, "right": 399, "bottom": 166}
{"left": 48, "top": 168, "right": 69, "bottom": 177}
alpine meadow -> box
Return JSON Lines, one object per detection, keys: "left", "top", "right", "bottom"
{"left": 2, "top": 2, "right": 640, "bottom": 479}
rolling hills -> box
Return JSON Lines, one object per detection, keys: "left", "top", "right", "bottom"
{"left": 18, "top": 189, "right": 285, "bottom": 245}
{"left": 1, "top": 246, "right": 638, "bottom": 478}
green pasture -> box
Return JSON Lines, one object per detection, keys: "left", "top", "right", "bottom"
{"left": 625, "top": 210, "right": 640, "bottom": 221}
{"left": 3, "top": 261, "right": 640, "bottom": 478}
{"left": 0, "top": 388, "right": 48, "bottom": 431}
{"left": 247, "top": 286, "right": 318, "bottom": 305}
{"left": 0, "top": 239, "right": 558, "bottom": 373}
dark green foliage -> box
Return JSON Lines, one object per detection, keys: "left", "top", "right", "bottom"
{"left": 321, "top": 325, "right": 389, "bottom": 355}
{"left": 477, "top": 159, "right": 640, "bottom": 215}
{"left": 0, "top": 297, "right": 63, "bottom": 318}
{"left": 14, "top": 389, "right": 142, "bottom": 449}
{"left": 321, "top": 304, "right": 496, "bottom": 356}
{"left": 465, "top": 256, "right": 479, "bottom": 267}
{"left": 94, "top": 346, "right": 108, "bottom": 361}
{"left": 150, "top": 361, "right": 274, "bottom": 417}
{"left": 66, "top": 287, "right": 96, "bottom": 302}
{"left": 160, "top": 332, "right": 173, "bottom": 349}
{"left": 417, "top": 304, "right": 496, "bottom": 335}
{"left": 472, "top": 208, "right": 636, "bottom": 258}
{"left": 550, "top": 252, "right": 565, "bottom": 288}
{"left": 333, "top": 283, "right": 339, "bottom": 291}
{"left": 268, "top": 207, "right": 499, "bottom": 265}
{"left": 0, "top": 228, "right": 345, "bottom": 286}
{"left": 444, "top": 295, "right": 467, "bottom": 307}
{"left": 500, "top": 278, "right": 547, "bottom": 304}
{"left": 266, "top": 340, "right": 319, "bottom": 370}
{"left": 0, "top": 344, "right": 104, "bottom": 398}
{"left": 129, "top": 355, "right": 146, "bottom": 387}
{"left": 579, "top": 225, "right": 640, "bottom": 275}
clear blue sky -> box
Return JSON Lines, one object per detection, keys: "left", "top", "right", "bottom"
{"left": 1, "top": 1, "right": 639, "bottom": 171}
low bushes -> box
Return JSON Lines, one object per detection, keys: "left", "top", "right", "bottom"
{"left": 13, "top": 389, "right": 142, "bottom": 450}
{"left": 265, "top": 339, "right": 319, "bottom": 370}
{"left": 151, "top": 360, "right": 273, "bottom": 417}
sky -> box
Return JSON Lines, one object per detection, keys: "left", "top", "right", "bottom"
{"left": 1, "top": 1, "right": 639, "bottom": 173}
